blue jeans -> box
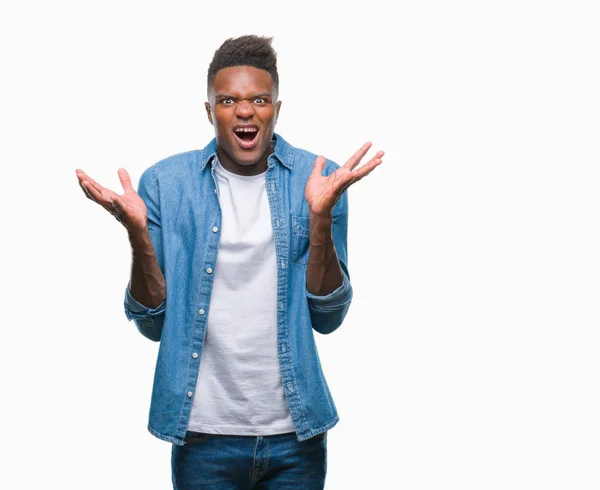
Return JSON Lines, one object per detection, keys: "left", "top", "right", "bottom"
{"left": 171, "top": 431, "right": 327, "bottom": 489}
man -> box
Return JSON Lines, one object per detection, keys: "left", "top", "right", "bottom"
{"left": 76, "top": 35, "right": 383, "bottom": 489}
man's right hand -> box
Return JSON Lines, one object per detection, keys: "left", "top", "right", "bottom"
{"left": 76, "top": 168, "right": 148, "bottom": 234}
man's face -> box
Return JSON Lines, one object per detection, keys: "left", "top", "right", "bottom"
{"left": 206, "top": 65, "right": 281, "bottom": 175}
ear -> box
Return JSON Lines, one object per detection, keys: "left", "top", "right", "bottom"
{"left": 205, "top": 102, "right": 213, "bottom": 125}
{"left": 275, "top": 100, "right": 282, "bottom": 121}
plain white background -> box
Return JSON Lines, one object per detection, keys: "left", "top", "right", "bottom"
{"left": 1, "top": 0, "right": 599, "bottom": 488}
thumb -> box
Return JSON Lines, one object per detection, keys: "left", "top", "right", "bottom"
{"left": 118, "top": 168, "right": 134, "bottom": 192}
{"left": 311, "top": 156, "right": 326, "bottom": 176}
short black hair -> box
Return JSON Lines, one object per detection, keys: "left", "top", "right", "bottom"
{"left": 207, "top": 35, "right": 279, "bottom": 94}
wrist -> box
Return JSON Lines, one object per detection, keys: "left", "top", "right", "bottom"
{"left": 309, "top": 211, "right": 333, "bottom": 243}
{"left": 127, "top": 226, "right": 151, "bottom": 247}
{"left": 309, "top": 210, "right": 333, "bottom": 227}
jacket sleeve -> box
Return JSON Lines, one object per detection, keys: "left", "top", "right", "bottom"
{"left": 307, "top": 188, "right": 353, "bottom": 335}
{"left": 123, "top": 165, "right": 166, "bottom": 342}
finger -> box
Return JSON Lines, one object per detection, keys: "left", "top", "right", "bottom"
{"left": 78, "top": 170, "right": 112, "bottom": 196}
{"left": 78, "top": 180, "right": 94, "bottom": 201}
{"left": 80, "top": 179, "right": 104, "bottom": 201}
{"left": 76, "top": 170, "right": 93, "bottom": 189}
{"left": 331, "top": 180, "right": 356, "bottom": 204}
{"left": 343, "top": 142, "right": 372, "bottom": 170}
{"left": 337, "top": 153, "right": 382, "bottom": 194}
{"left": 79, "top": 175, "right": 107, "bottom": 197}
{"left": 351, "top": 153, "right": 383, "bottom": 178}
{"left": 357, "top": 150, "right": 384, "bottom": 169}
{"left": 311, "top": 156, "right": 326, "bottom": 176}
{"left": 75, "top": 168, "right": 89, "bottom": 180}
{"left": 331, "top": 171, "right": 357, "bottom": 197}
{"left": 110, "top": 195, "right": 127, "bottom": 223}
{"left": 349, "top": 164, "right": 380, "bottom": 188}
{"left": 341, "top": 162, "right": 382, "bottom": 193}
{"left": 118, "top": 168, "right": 134, "bottom": 193}
{"left": 76, "top": 169, "right": 101, "bottom": 189}
{"left": 79, "top": 180, "right": 111, "bottom": 216}
{"left": 80, "top": 179, "right": 103, "bottom": 201}
{"left": 82, "top": 178, "right": 117, "bottom": 206}
{"left": 350, "top": 170, "right": 373, "bottom": 185}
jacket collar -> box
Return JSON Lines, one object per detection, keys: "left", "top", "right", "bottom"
{"left": 198, "top": 133, "right": 294, "bottom": 171}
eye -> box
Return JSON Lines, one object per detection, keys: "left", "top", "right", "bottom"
{"left": 253, "top": 97, "right": 266, "bottom": 104}
{"left": 220, "top": 98, "right": 235, "bottom": 105}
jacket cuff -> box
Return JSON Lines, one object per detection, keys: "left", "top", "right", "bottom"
{"left": 124, "top": 285, "right": 166, "bottom": 320}
{"left": 306, "top": 272, "right": 353, "bottom": 312}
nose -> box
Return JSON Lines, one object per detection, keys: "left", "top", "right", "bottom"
{"left": 235, "top": 99, "right": 254, "bottom": 118}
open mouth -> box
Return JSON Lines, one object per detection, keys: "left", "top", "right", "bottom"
{"left": 233, "top": 126, "right": 259, "bottom": 148}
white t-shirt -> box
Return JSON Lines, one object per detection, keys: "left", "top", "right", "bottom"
{"left": 187, "top": 158, "right": 295, "bottom": 435}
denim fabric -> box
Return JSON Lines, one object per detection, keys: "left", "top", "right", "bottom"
{"left": 124, "top": 134, "right": 352, "bottom": 445}
{"left": 171, "top": 432, "right": 327, "bottom": 489}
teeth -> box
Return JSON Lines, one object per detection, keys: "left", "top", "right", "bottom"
{"left": 235, "top": 127, "right": 258, "bottom": 133}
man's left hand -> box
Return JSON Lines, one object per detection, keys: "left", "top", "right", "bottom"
{"left": 305, "top": 142, "right": 384, "bottom": 217}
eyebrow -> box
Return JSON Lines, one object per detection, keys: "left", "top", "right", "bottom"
{"left": 215, "top": 93, "right": 273, "bottom": 100}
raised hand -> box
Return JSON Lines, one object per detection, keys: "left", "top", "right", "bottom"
{"left": 76, "top": 168, "right": 147, "bottom": 233}
{"left": 304, "top": 142, "right": 384, "bottom": 217}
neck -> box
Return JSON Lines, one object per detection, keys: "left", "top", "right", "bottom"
{"left": 216, "top": 146, "right": 273, "bottom": 176}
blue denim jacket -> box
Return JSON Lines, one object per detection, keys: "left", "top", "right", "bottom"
{"left": 124, "top": 133, "right": 352, "bottom": 445}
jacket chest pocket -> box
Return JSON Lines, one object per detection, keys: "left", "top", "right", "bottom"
{"left": 290, "top": 215, "right": 310, "bottom": 264}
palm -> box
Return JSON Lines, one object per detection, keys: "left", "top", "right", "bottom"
{"left": 305, "top": 166, "right": 354, "bottom": 216}
{"left": 76, "top": 168, "right": 147, "bottom": 232}
{"left": 110, "top": 188, "right": 147, "bottom": 230}
{"left": 304, "top": 142, "right": 384, "bottom": 216}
